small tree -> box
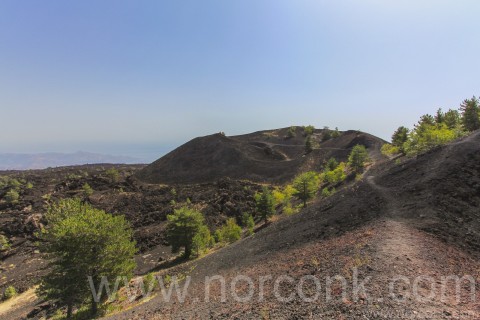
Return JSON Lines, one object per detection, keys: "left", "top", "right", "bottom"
{"left": 38, "top": 198, "right": 136, "bottom": 318}
{"left": 325, "top": 157, "right": 338, "bottom": 172}
{"left": 166, "top": 206, "right": 206, "bottom": 259}
{"left": 391, "top": 126, "right": 409, "bottom": 153}
{"left": 444, "top": 109, "right": 461, "bottom": 129}
{"left": 460, "top": 96, "right": 480, "bottom": 132}
{"left": 241, "top": 213, "right": 255, "bottom": 236}
{"left": 287, "top": 126, "right": 296, "bottom": 138}
{"left": 305, "top": 135, "right": 314, "bottom": 153}
{"left": 82, "top": 183, "right": 93, "bottom": 197}
{"left": 105, "top": 168, "right": 120, "bottom": 183}
{"left": 255, "top": 187, "right": 275, "bottom": 224}
{"left": 348, "top": 145, "right": 369, "bottom": 172}
{"left": 304, "top": 125, "right": 315, "bottom": 136}
{"left": 322, "top": 126, "right": 332, "bottom": 141}
{"left": 192, "top": 224, "right": 214, "bottom": 256}
{"left": 331, "top": 127, "right": 341, "bottom": 138}
{"left": 4, "top": 189, "right": 19, "bottom": 204}
{"left": 292, "top": 171, "right": 320, "bottom": 208}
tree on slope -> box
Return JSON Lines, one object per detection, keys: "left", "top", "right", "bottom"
{"left": 255, "top": 187, "right": 275, "bottom": 224}
{"left": 38, "top": 198, "right": 137, "bottom": 318}
{"left": 166, "top": 206, "right": 206, "bottom": 259}
{"left": 292, "top": 171, "right": 320, "bottom": 208}
{"left": 348, "top": 145, "right": 369, "bottom": 172}
{"left": 460, "top": 96, "right": 480, "bottom": 132}
{"left": 391, "top": 126, "right": 409, "bottom": 153}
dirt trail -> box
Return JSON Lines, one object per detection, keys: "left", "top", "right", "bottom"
{"left": 0, "top": 287, "right": 39, "bottom": 319}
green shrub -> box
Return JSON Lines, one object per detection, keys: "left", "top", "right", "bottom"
{"left": 3, "top": 286, "right": 17, "bottom": 300}
{"left": 4, "top": 189, "right": 19, "bottom": 204}
{"left": 321, "top": 187, "right": 335, "bottom": 197}
{"left": 381, "top": 144, "right": 400, "bottom": 157}
{"left": 321, "top": 126, "right": 332, "bottom": 141}
{"left": 82, "top": 183, "right": 93, "bottom": 197}
{"left": 331, "top": 127, "right": 341, "bottom": 138}
{"left": 143, "top": 272, "right": 157, "bottom": 292}
{"left": 241, "top": 213, "right": 255, "bottom": 236}
{"left": 0, "top": 235, "right": 11, "bottom": 251}
{"left": 216, "top": 218, "right": 242, "bottom": 244}
{"left": 192, "top": 224, "right": 214, "bottom": 256}
{"left": 9, "top": 179, "right": 21, "bottom": 190}
{"left": 26, "top": 182, "right": 34, "bottom": 189}
{"left": 304, "top": 125, "right": 315, "bottom": 136}
{"left": 323, "top": 162, "right": 347, "bottom": 184}
{"left": 287, "top": 126, "right": 296, "bottom": 138}
{"left": 305, "top": 135, "right": 314, "bottom": 153}
{"left": 105, "top": 168, "right": 120, "bottom": 183}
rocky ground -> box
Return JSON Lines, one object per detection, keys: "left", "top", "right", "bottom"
{"left": 1, "top": 130, "right": 479, "bottom": 319}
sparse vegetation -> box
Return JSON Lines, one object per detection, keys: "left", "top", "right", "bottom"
{"left": 38, "top": 198, "right": 137, "bottom": 318}
{"left": 4, "top": 189, "right": 20, "bottom": 204}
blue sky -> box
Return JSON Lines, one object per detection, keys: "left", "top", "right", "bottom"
{"left": 1, "top": 1, "right": 479, "bottom": 161}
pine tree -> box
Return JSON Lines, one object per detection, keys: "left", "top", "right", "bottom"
{"left": 38, "top": 198, "right": 137, "bottom": 318}
{"left": 292, "top": 171, "right": 320, "bottom": 208}
{"left": 166, "top": 206, "right": 206, "bottom": 259}
{"left": 255, "top": 187, "right": 275, "bottom": 224}
{"left": 305, "top": 135, "right": 314, "bottom": 153}
{"left": 348, "top": 145, "right": 369, "bottom": 172}
{"left": 460, "top": 96, "right": 480, "bottom": 132}
{"left": 391, "top": 126, "right": 409, "bottom": 153}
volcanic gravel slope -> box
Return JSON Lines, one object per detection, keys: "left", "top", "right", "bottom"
{"left": 109, "top": 131, "right": 480, "bottom": 319}
{"left": 135, "top": 128, "right": 385, "bottom": 184}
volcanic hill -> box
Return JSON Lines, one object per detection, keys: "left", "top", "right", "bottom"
{"left": 135, "top": 127, "right": 385, "bottom": 184}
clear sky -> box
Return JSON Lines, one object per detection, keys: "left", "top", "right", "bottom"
{"left": 1, "top": 0, "right": 479, "bottom": 161}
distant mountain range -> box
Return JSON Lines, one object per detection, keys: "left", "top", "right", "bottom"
{"left": 0, "top": 151, "right": 143, "bottom": 170}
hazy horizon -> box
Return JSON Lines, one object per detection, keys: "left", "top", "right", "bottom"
{"left": 2, "top": 1, "right": 480, "bottom": 160}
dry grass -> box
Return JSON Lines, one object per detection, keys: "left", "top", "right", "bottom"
{"left": 0, "top": 287, "right": 38, "bottom": 317}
